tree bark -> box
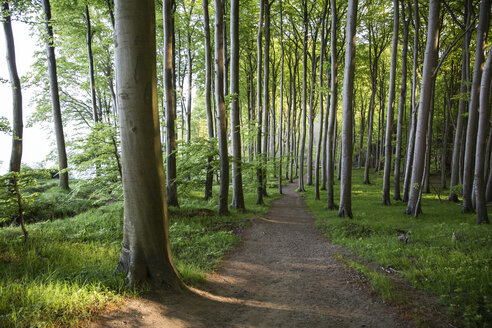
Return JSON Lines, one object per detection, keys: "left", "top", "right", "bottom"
{"left": 256, "top": 0, "right": 264, "bottom": 205}
{"left": 462, "top": 0, "right": 490, "bottom": 213}
{"left": 203, "top": 0, "right": 214, "bottom": 201}
{"left": 278, "top": 2, "right": 285, "bottom": 195}
{"left": 42, "top": 0, "right": 69, "bottom": 190}
{"left": 85, "top": 5, "right": 99, "bottom": 123}
{"left": 338, "top": 0, "right": 358, "bottom": 218}
{"left": 230, "top": 0, "right": 244, "bottom": 210}
{"left": 405, "top": 0, "right": 440, "bottom": 215}
{"left": 298, "top": 0, "right": 308, "bottom": 192}
{"left": 326, "top": 0, "right": 338, "bottom": 209}
{"left": 2, "top": 2, "right": 23, "bottom": 174}
{"left": 474, "top": 45, "right": 491, "bottom": 224}
{"left": 164, "top": 0, "right": 179, "bottom": 207}
{"left": 382, "top": 0, "right": 399, "bottom": 205}
{"left": 393, "top": 0, "right": 409, "bottom": 201}
{"left": 261, "top": 1, "right": 271, "bottom": 197}
{"left": 215, "top": 0, "right": 229, "bottom": 215}
{"left": 115, "top": 0, "right": 183, "bottom": 288}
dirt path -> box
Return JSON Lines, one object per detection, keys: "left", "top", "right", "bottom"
{"left": 91, "top": 182, "right": 414, "bottom": 328}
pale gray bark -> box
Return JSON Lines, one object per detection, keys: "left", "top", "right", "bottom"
{"left": 2, "top": 2, "right": 22, "bottom": 174}
{"left": 278, "top": 2, "right": 285, "bottom": 195}
{"left": 326, "top": 0, "right": 338, "bottom": 209}
{"left": 164, "top": 0, "right": 179, "bottom": 207}
{"left": 85, "top": 5, "right": 99, "bottom": 123}
{"left": 262, "top": 2, "right": 271, "bottom": 197}
{"left": 382, "top": 0, "right": 399, "bottom": 205}
{"left": 474, "top": 45, "right": 491, "bottom": 224}
{"left": 462, "top": 0, "right": 490, "bottom": 213}
{"left": 298, "top": 0, "right": 308, "bottom": 192}
{"left": 256, "top": 0, "right": 264, "bottom": 205}
{"left": 338, "top": 0, "right": 358, "bottom": 218}
{"left": 215, "top": 0, "right": 229, "bottom": 215}
{"left": 405, "top": 0, "right": 440, "bottom": 215}
{"left": 115, "top": 0, "right": 183, "bottom": 288}
{"left": 230, "top": 0, "right": 244, "bottom": 210}
{"left": 393, "top": 0, "right": 410, "bottom": 201}
{"left": 42, "top": 0, "right": 69, "bottom": 190}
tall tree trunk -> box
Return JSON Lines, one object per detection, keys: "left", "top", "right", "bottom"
{"left": 203, "top": 0, "right": 214, "bottom": 201}
{"left": 215, "top": 0, "right": 229, "bottom": 215}
{"left": 393, "top": 0, "right": 410, "bottom": 201}
{"left": 278, "top": 2, "right": 285, "bottom": 194}
{"left": 186, "top": 31, "right": 192, "bottom": 144}
{"left": 326, "top": 0, "right": 338, "bottom": 209}
{"left": 298, "top": 0, "right": 308, "bottom": 192}
{"left": 441, "top": 74, "right": 451, "bottom": 189}
{"left": 230, "top": 0, "right": 244, "bottom": 210}
{"left": 462, "top": 0, "right": 490, "bottom": 213}
{"left": 164, "top": 0, "right": 179, "bottom": 207}
{"left": 307, "top": 29, "right": 319, "bottom": 186}
{"left": 382, "top": 0, "right": 399, "bottom": 205}
{"left": 402, "top": 0, "right": 419, "bottom": 202}
{"left": 2, "top": 2, "right": 22, "bottom": 174}
{"left": 322, "top": 64, "right": 331, "bottom": 190}
{"left": 405, "top": 0, "right": 440, "bottom": 216}
{"left": 42, "top": 0, "right": 69, "bottom": 190}
{"left": 115, "top": 0, "right": 183, "bottom": 289}
{"left": 338, "top": 0, "right": 358, "bottom": 218}
{"left": 256, "top": 0, "right": 264, "bottom": 205}
{"left": 262, "top": 2, "right": 271, "bottom": 197}
{"left": 474, "top": 45, "right": 492, "bottom": 224}
{"left": 85, "top": 5, "right": 99, "bottom": 123}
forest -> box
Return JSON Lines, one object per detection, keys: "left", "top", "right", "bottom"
{"left": 0, "top": 0, "right": 491, "bottom": 327}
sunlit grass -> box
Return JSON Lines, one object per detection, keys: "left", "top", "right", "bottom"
{"left": 305, "top": 168, "right": 492, "bottom": 327}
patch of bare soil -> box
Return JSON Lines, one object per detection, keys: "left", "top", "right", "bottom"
{"left": 90, "top": 183, "right": 437, "bottom": 328}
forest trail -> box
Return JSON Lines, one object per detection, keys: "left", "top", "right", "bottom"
{"left": 91, "top": 182, "right": 414, "bottom": 328}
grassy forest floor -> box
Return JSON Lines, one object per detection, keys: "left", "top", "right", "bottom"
{"left": 0, "top": 169, "right": 490, "bottom": 327}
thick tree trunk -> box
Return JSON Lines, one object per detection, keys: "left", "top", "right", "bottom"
{"left": 382, "top": 0, "right": 399, "bottom": 205}
{"left": 215, "top": 0, "right": 229, "bottom": 215}
{"left": 326, "top": 0, "right": 338, "bottom": 209}
{"left": 338, "top": 0, "right": 358, "bottom": 218}
{"left": 462, "top": 0, "right": 490, "bottom": 213}
{"left": 474, "top": 46, "right": 491, "bottom": 224}
{"left": 2, "top": 2, "right": 22, "bottom": 174}
{"left": 164, "top": 0, "right": 179, "bottom": 207}
{"left": 115, "top": 0, "right": 183, "bottom": 289}
{"left": 203, "top": 0, "right": 214, "bottom": 201}
{"left": 405, "top": 0, "right": 440, "bottom": 215}
{"left": 393, "top": 1, "right": 410, "bottom": 201}
{"left": 230, "top": 0, "right": 244, "bottom": 210}
{"left": 42, "top": 0, "right": 69, "bottom": 190}
{"left": 256, "top": 0, "right": 264, "bottom": 205}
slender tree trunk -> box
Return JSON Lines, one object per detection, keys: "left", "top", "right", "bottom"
{"left": 307, "top": 30, "right": 319, "bottom": 186}
{"left": 2, "top": 2, "right": 22, "bottom": 174}
{"left": 261, "top": 2, "right": 271, "bottom": 197}
{"left": 85, "top": 5, "right": 99, "bottom": 123}
{"left": 278, "top": 2, "right": 285, "bottom": 194}
{"left": 203, "top": 0, "right": 214, "bottom": 201}
{"left": 382, "top": 0, "right": 399, "bottom": 205}
{"left": 298, "top": 0, "right": 308, "bottom": 192}
{"left": 256, "top": 0, "right": 264, "bottom": 205}
{"left": 42, "top": 0, "right": 69, "bottom": 190}
{"left": 164, "top": 0, "right": 179, "bottom": 207}
{"left": 186, "top": 32, "right": 192, "bottom": 144}
{"left": 441, "top": 75, "right": 451, "bottom": 189}
{"left": 215, "top": 0, "right": 229, "bottom": 215}
{"left": 402, "top": 0, "right": 419, "bottom": 202}
{"left": 405, "top": 0, "right": 440, "bottom": 215}
{"left": 394, "top": 0, "right": 410, "bottom": 201}
{"left": 230, "top": 0, "right": 244, "bottom": 210}
{"left": 326, "top": 0, "right": 338, "bottom": 209}
{"left": 322, "top": 65, "right": 331, "bottom": 190}
{"left": 338, "top": 0, "right": 358, "bottom": 218}
{"left": 462, "top": 0, "right": 490, "bottom": 213}
{"left": 115, "top": 0, "right": 184, "bottom": 289}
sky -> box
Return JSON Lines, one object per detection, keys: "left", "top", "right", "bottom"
{"left": 0, "top": 21, "right": 51, "bottom": 174}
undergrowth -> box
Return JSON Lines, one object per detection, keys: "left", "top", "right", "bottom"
{"left": 305, "top": 168, "right": 492, "bottom": 328}
{"left": 0, "top": 181, "right": 279, "bottom": 327}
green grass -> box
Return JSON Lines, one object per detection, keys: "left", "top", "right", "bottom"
{"left": 304, "top": 168, "right": 492, "bottom": 327}
{"left": 0, "top": 182, "right": 279, "bottom": 327}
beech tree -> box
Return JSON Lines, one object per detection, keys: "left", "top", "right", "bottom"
{"left": 2, "top": 1, "right": 23, "bottom": 174}
{"left": 41, "top": 0, "right": 69, "bottom": 190}
{"left": 338, "top": 0, "right": 358, "bottom": 218}
{"left": 405, "top": 0, "right": 441, "bottom": 216}
{"left": 114, "top": 0, "right": 183, "bottom": 288}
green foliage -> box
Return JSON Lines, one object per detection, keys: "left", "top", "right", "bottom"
{"left": 0, "top": 172, "right": 39, "bottom": 225}
{"left": 0, "top": 116, "right": 11, "bottom": 134}
{"left": 306, "top": 169, "right": 492, "bottom": 327}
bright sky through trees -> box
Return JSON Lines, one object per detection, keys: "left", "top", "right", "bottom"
{"left": 0, "top": 20, "right": 49, "bottom": 174}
